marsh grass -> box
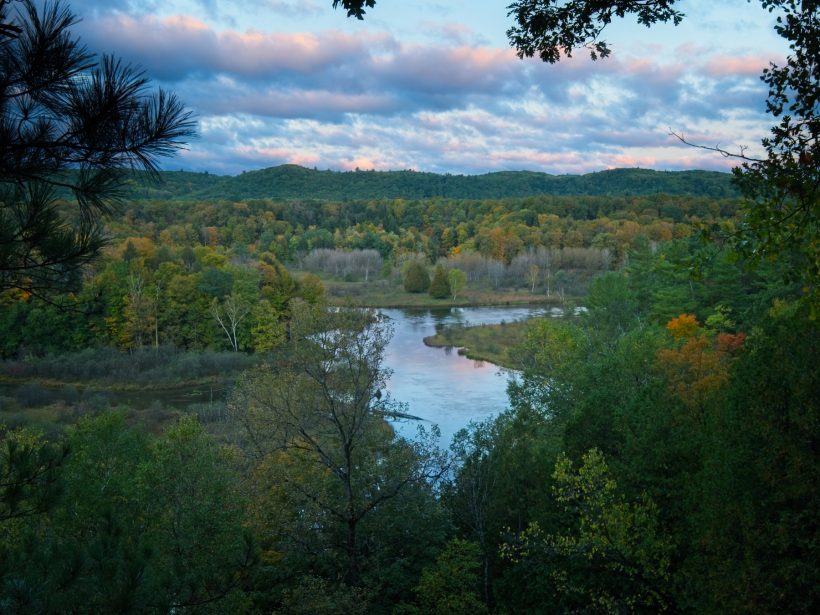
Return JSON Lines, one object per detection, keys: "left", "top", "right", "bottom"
{"left": 423, "top": 320, "right": 530, "bottom": 369}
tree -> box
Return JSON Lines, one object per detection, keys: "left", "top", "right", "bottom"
{"left": 403, "top": 260, "right": 430, "bottom": 293}
{"left": 403, "top": 539, "right": 489, "bottom": 615}
{"left": 211, "top": 294, "right": 250, "bottom": 351}
{"left": 1, "top": 414, "right": 254, "bottom": 613}
{"left": 690, "top": 300, "right": 820, "bottom": 613}
{"left": 509, "top": 0, "right": 819, "bottom": 300}
{"left": 0, "top": 426, "right": 67, "bottom": 524}
{"left": 506, "top": 0, "right": 684, "bottom": 62}
{"left": 730, "top": 0, "right": 819, "bottom": 305}
{"left": 448, "top": 267, "right": 467, "bottom": 301}
{"left": 428, "top": 264, "right": 451, "bottom": 299}
{"left": 503, "top": 449, "right": 674, "bottom": 612}
{"left": 526, "top": 263, "right": 539, "bottom": 293}
{"left": 0, "top": 0, "right": 194, "bottom": 297}
{"left": 229, "top": 304, "right": 447, "bottom": 590}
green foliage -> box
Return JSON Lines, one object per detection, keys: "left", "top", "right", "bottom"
{"left": 504, "top": 449, "right": 673, "bottom": 613}
{"left": 0, "top": 414, "right": 254, "bottom": 613}
{"left": 229, "top": 305, "right": 449, "bottom": 608}
{"left": 0, "top": 426, "right": 67, "bottom": 524}
{"left": 730, "top": 0, "right": 820, "bottom": 306}
{"left": 583, "top": 271, "right": 640, "bottom": 336}
{"left": 444, "top": 407, "right": 563, "bottom": 610}
{"left": 1, "top": 345, "right": 257, "bottom": 385}
{"left": 274, "top": 576, "right": 371, "bottom": 614}
{"left": 297, "top": 273, "right": 326, "bottom": 303}
{"left": 689, "top": 301, "right": 820, "bottom": 613}
{"left": 507, "top": 0, "right": 683, "bottom": 63}
{"left": 428, "top": 264, "right": 451, "bottom": 299}
{"left": 447, "top": 268, "right": 467, "bottom": 300}
{"left": 403, "top": 261, "right": 430, "bottom": 293}
{"left": 136, "top": 417, "right": 256, "bottom": 609}
{"left": 493, "top": 236, "right": 815, "bottom": 612}
{"left": 117, "top": 166, "right": 738, "bottom": 202}
{"left": 404, "top": 539, "right": 488, "bottom": 615}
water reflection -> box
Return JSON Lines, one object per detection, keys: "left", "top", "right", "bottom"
{"left": 1, "top": 306, "right": 547, "bottom": 448}
{"left": 382, "top": 306, "right": 546, "bottom": 446}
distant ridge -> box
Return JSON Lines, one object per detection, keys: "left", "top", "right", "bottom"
{"left": 124, "top": 165, "right": 738, "bottom": 201}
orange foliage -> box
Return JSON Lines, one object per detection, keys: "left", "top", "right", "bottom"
{"left": 716, "top": 332, "right": 747, "bottom": 354}
{"left": 657, "top": 326, "right": 746, "bottom": 416}
{"left": 657, "top": 335, "right": 729, "bottom": 414}
{"left": 204, "top": 226, "right": 219, "bottom": 248}
{"left": 666, "top": 313, "right": 700, "bottom": 340}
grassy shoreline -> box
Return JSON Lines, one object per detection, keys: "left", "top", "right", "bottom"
{"left": 422, "top": 320, "right": 531, "bottom": 369}
{"left": 320, "top": 278, "right": 571, "bottom": 309}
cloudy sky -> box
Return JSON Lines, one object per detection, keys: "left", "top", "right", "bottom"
{"left": 68, "top": 0, "right": 786, "bottom": 176}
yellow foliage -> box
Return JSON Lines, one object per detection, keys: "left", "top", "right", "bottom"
{"left": 114, "top": 236, "right": 156, "bottom": 261}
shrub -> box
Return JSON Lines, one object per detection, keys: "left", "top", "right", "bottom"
{"left": 403, "top": 261, "right": 430, "bottom": 293}
{"left": 428, "top": 265, "right": 451, "bottom": 299}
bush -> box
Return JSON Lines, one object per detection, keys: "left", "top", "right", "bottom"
{"left": 403, "top": 261, "right": 430, "bottom": 293}
{"left": 428, "top": 265, "right": 451, "bottom": 299}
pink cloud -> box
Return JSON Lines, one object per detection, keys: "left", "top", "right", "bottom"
{"left": 81, "top": 13, "right": 398, "bottom": 79}
{"left": 371, "top": 43, "right": 520, "bottom": 93}
{"left": 609, "top": 154, "right": 658, "bottom": 168}
{"left": 703, "top": 55, "right": 774, "bottom": 78}
{"left": 338, "top": 157, "right": 380, "bottom": 171}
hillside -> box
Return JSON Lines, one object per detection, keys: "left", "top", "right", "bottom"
{"left": 121, "top": 165, "right": 738, "bottom": 201}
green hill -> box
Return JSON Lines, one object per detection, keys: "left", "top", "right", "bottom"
{"left": 120, "top": 165, "right": 737, "bottom": 201}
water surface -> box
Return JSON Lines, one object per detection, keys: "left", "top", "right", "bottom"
{"left": 382, "top": 306, "right": 547, "bottom": 445}
{"left": 1, "top": 306, "right": 547, "bottom": 446}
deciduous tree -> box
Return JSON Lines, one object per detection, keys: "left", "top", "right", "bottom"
{"left": 229, "top": 304, "right": 447, "bottom": 590}
{"left": 448, "top": 267, "right": 467, "bottom": 301}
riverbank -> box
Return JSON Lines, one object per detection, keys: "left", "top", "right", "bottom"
{"left": 422, "top": 320, "right": 530, "bottom": 369}
{"left": 321, "top": 277, "right": 571, "bottom": 309}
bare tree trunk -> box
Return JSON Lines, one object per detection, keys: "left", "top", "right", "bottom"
{"left": 211, "top": 295, "right": 250, "bottom": 351}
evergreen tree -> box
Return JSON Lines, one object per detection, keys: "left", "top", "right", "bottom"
{"left": 428, "top": 264, "right": 451, "bottom": 299}
{"left": 0, "top": 0, "right": 194, "bottom": 297}
{"left": 403, "top": 261, "right": 429, "bottom": 293}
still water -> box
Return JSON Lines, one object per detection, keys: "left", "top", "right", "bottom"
{"left": 382, "top": 306, "right": 550, "bottom": 445}
{"left": 2, "top": 306, "right": 552, "bottom": 446}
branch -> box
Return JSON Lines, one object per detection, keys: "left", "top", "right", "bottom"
{"left": 669, "top": 129, "right": 764, "bottom": 163}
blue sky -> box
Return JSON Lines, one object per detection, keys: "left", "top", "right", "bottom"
{"left": 68, "top": 0, "right": 787, "bottom": 176}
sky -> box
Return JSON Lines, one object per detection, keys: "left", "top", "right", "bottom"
{"left": 66, "top": 0, "right": 788, "bottom": 176}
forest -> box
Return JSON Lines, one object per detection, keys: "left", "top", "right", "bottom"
{"left": 2, "top": 0, "right": 818, "bottom": 613}
{"left": 2, "top": 167, "right": 815, "bottom": 614}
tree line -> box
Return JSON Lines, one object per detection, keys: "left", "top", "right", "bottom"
{"left": 121, "top": 166, "right": 739, "bottom": 202}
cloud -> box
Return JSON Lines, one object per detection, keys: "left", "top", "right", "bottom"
{"left": 262, "top": 0, "right": 326, "bottom": 18}
{"left": 79, "top": 13, "right": 398, "bottom": 82}
{"left": 69, "top": 6, "right": 782, "bottom": 175}
{"left": 703, "top": 55, "right": 773, "bottom": 78}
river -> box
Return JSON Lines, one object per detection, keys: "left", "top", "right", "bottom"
{"left": 382, "top": 305, "right": 551, "bottom": 445}
{"left": 1, "top": 306, "right": 554, "bottom": 445}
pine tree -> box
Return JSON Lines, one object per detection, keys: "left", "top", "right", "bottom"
{"left": 403, "top": 261, "right": 430, "bottom": 293}
{"left": 0, "top": 0, "right": 194, "bottom": 297}
{"left": 428, "top": 264, "right": 451, "bottom": 299}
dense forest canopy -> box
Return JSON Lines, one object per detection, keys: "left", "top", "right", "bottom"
{"left": 120, "top": 166, "right": 739, "bottom": 201}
